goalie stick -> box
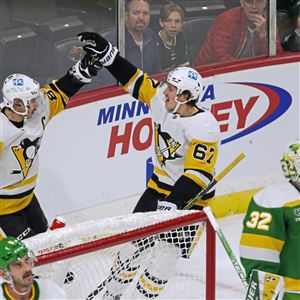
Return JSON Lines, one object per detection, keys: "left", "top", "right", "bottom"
{"left": 0, "top": 227, "right": 7, "bottom": 240}
{"left": 204, "top": 206, "right": 249, "bottom": 289}
{"left": 189, "top": 152, "right": 248, "bottom": 289}
{"left": 85, "top": 153, "right": 246, "bottom": 299}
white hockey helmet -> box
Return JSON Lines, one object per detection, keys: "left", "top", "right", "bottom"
{"left": 166, "top": 67, "right": 202, "bottom": 102}
{"left": 281, "top": 140, "right": 300, "bottom": 182}
{"left": 2, "top": 74, "right": 40, "bottom": 117}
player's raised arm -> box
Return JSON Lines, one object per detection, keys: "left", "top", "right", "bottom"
{"left": 0, "top": 48, "right": 102, "bottom": 240}
{"left": 78, "top": 32, "right": 134, "bottom": 84}
{"left": 78, "top": 32, "right": 158, "bottom": 107}
{"left": 41, "top": 52, "right": 103, "bottom": 119}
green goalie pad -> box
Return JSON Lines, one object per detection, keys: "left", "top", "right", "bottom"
{"left": 245, "top": 269, "right": 285, "bottom": 300}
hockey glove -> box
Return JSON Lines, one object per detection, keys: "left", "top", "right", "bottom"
{"left": 77, "top": 32, "right": 119, "bottom": 66}
{"left": 157, "top": 200, "right": 177, "bottom": 211}
{"left": 69, "top": 53, "right": 102, "bottom": 84}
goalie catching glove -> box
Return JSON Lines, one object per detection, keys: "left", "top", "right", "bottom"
{"left": 69, "top": 53, "right": 102, "bottom": 84}
{"left": 78, "top": 32, "right": 119, "bottom": 66}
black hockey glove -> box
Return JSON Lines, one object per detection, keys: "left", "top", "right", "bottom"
{"left": 69, "top": 53, "right": 102, "bottom": 84}
{"left": 77, "top": 32, "right": 119, "bottom": 66}
{"left": 157, "top": 200, "right": 178, "bottom": 211}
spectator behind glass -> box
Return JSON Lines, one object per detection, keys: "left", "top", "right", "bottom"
{"left": 282, "top": 1, "right": 300, "bottom": 51}
{"left": 193, "top": 0, "right": 284, "bottom": 66}
{"left": 96, "top": 0, "right": 162, "bottom": 86}
{"left": 158, "top": 1, "right": 189, "bottom": 72}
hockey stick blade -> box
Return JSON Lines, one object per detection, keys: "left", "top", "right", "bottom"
{"left": 184, "top": 153, "right": 245, "bottom": 210}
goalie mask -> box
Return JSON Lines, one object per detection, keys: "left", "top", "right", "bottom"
{"left": 2, "top": 74, "right": 41, "bottom": 117}
{"left": 166, "top": 67, "right": 202, "bottom": 113}
{"left": 0, "top": 237, "right": 35, "bottom": 276}
{"left": 281, "top": 140, "right": 300, "bottom": 183}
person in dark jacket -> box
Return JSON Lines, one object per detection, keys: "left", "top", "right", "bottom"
{"left": 193, "top": 0, "right": 283, "bottom": 66}
{"left": 96, "top": 0, "right": 162, "bottom": 86}
{"left": 282, "top": 1, "right": 300, "bottom": 51}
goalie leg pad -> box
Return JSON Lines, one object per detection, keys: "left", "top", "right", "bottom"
{"left": 133, "top": 241, "right": 181, "bottom": 299}
{"left": 104, "top": 242, "right": 142, "bottom": 299}
{"left": 104, "top": 239, "right": 156, "bottom": 299}
{"left": 246, "top": 269, "right": 285, "bottom": 300}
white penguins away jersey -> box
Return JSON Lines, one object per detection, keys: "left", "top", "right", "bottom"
{"left": 125, "top": 69, "right": 220, "bottom": 202}
{"left": 0, "top": 81, "right": 69, "bottom": 214}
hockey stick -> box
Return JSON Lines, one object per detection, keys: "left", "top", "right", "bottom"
{"left": 185, "top": 152, "right": 248, "bottom": 288}
{"left": 0, "top": 227, "right": 7, "bottom": 240}
{"left": 203, "top": 206, "right": 249, "bottom": 289}
{"left": 85, "top": 153, "right": 246, "bottom": 299}
{"left": 184, "top": 152, "right": 246, "bottom": 209}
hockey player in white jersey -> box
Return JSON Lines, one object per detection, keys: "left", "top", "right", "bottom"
{"left": 78, "top": 31, "right": 220, "bottom": 212}
{"left": 78, "top": 32, "right": 220, "bottom": 299}
{"left": 0, "top": 237, "right": 67, "bottom": 299}
{"left": 0, "top": 52, "right": 102, "bottom": 240}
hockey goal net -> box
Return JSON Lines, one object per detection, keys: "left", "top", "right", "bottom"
{"left": 24, "top": 210, "right": 216, "bottom": 299}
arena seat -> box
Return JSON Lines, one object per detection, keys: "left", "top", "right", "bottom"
{"left": 39, "top": 15, "right": 85, "bottom": 43}
{"left": 277, "top": 9, "right": 294, "bottom": 43}
{"left": 182, "top": 17, "right": 215, "bottom": 63}
{"left": 0, "top": 27, "right": 40, "bottom": 81}
{"left": 0, "top": 0, "right": 11, "bottom": 32}
{"left": 53, "top": 37, "right": 84, "bottom": 76}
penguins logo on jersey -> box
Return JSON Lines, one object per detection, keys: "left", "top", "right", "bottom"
{"left": 154, "top": 123, "right": 182, "bottom": 166}
{"left": 10, "top": 137, "right": 40, "bottom": 178}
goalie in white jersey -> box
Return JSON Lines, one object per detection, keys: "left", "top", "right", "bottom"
{"left": 0, "top": 236, "right": 66, "bottom": 299}
{"left": 0, "top": 51, "right": 102, "bottom": 240}
{"left": 78, "top": 32, "right": 220, "bottom": 299}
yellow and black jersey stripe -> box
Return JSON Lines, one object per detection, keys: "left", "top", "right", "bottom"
{"left": 41, "top": 80, "right": 69, "bottom": 120}
{"left": 124, "top": 69, "right": 159, "bottom": 107}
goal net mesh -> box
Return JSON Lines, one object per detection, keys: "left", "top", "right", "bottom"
{"left": 24, "top": 210, "right": 215, "bottom": 299}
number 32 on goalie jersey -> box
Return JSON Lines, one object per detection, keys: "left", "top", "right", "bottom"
{"left": 246, "top": 211, "right": 272, "bottom": 231}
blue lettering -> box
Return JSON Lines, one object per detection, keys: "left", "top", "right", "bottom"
{"left": 115, "top": 104, "right": 122, "bottom": 121}
{"left": 136, "top": 101, "right": 149, "bottom": 116}
{"left": 122, "top": 101, "right": 136, "bottom": 120}
{"left": 97, "top": 101, "right": 150, "bottom": 126}
{"left": 97, "top": 106, "right": 115, "bottom": 125}
{"left": 201, "top": 84, "right": 215, "bottom": 102}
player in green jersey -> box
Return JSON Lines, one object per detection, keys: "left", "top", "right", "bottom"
{"left": 0, "top": 237, "right": 66, "bottom": 299}
{"left": 240, "top": 140, "right": 300, "bottom": 299}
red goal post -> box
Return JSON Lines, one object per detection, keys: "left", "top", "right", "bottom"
{"left": 24, "top": 210, "right": 216, "bottom": 299}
